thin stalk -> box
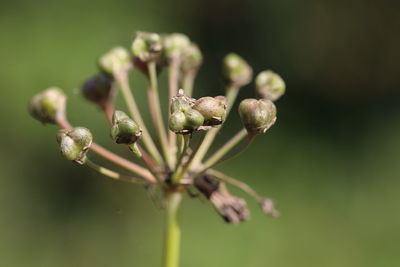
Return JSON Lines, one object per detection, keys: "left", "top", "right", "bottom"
{"left": 85, "top": 159, "right": 149, "bottom": 184}
{"left": 207, "top": 169, "right": 262, "bottom": 201}
{"left": 200, "top": 129, "right": 253, "bottom": 171}
{"left": 172, "top": 134, "right": 191, "bottom": 183}
{"left": 190, "top": 86, "right": 239, "bottom": 167}
{"left": 182, "top": 70, "right": 196, "bottom": 98}
{"left": 168, "top": 59, "right": 181, "bottom": 162}
{"left": 163, "top": 192, "right": 182, "bottom": 267}
{"left": 147, "top": 61, "right": 173, "bottom": 168}
{"left": 114, "top": 72, "right": 163, "bottom": 165}
{"left": 56, "top": 118, "right": 156, "bottom": 183}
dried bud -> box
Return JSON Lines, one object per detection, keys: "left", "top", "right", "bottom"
{"left": 99, "top": 47, "right": 132, "bottom": 74}
{"left": 81, "top": 72, "right": 114, "bottom": 106}
{"left": 180, "top": 43, "right": 202, "bottom": 75}
{"left": 193, "top": 96, "right": 227, "bottom": 126}
{"left": 56, "top": 127, "right": 92, "bottom": 164}
{"left": 131, "top": 32, "right": 163, "bottom": 63}
{"left": 223, "top": 53, "right": 253, "bottom": 87}
{"left": 259, "top": 198, "right": 280, "bottom": 217}
{"left": 255, "top": 70, "right": 285, "bottom": 101}
{"left": 194, "top": 176, "right": 250, "bottom": 224}
{"left": 163, "top": 33, "right": 191, "bottom": 61}
{"left": 111, "top": 111, "right": 142, "bottom": 145}
{"left": 238, "top": 98, "right": 277, "bottom": 134}
{"left": 29, "top": 87, "right": 66, "bottom": 124}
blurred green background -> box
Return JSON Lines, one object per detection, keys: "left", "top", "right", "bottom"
{"left": 1, "top": 0, "right": 400, "bottom": 266}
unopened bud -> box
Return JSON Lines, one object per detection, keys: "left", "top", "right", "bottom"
{"left": 181, "top": 43, "right": 202, "bottom": 74}
{"left": 163, "top": 33, "right": 190, "bottom": 61}
{"left": 255, "top": 70, "right": 285, "bottom": 101}
{"left": 111, "top": 111, "right": 142, "bottom": 145}
{"left": 29, "top": 87, "right": 66, "bottom": 124}
{"left": 131, "top": 32, "right": 163, "bottom": 63}
{"left": 238, "top": 98, "right": 277, "bottom": 134}
{"left": 170, "top": 89, "right": 195, "bottom": 113}
{"left": 99, "top": 46, "right": 131, "bottom": 75}
{"left": 81, "top": 72, "right": 114, "bottom": 106}
{"left": 223, "top": 53, "right": 253, "bottom": 87}
{"left": 169, "top": 108, "right": 204, "bottom": 134}
{"left": 193, "top": 96, "right": 227, "bottom": 126}
{"left": 56, "top": 127, "right": 92, "bottom": 164}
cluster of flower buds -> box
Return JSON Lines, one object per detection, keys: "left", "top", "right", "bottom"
{"left": 28, "top": 30, "right": 286, "bottom": 225}
{"left": 56, "top": 127, "right": 92, "bottom": 164}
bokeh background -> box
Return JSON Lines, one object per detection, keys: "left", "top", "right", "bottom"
{"left": 1, "top": 0, "right": 400, "bottom": 266}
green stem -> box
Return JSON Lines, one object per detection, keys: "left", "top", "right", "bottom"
{"left": 115, "top": 72, "right": 163, "bottom": 165}
{"left": 85, "top": 159, "right": 149, "bottom": 184}
{"left": 182, "top": 71, "right": 196, "bottom": 97}
{"left": 201, "top": 129, "right": 251, "bottom": 170}
{"left": 147, "top": 62, "right": 173, "bottom": 168}
{"left": 163, "top": 192, "right": 182, "bottom": 267}
{"left": 190, "top": 86, "right": 239, "bottom": 167}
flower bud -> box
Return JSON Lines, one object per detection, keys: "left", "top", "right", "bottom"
{"left": 223, "top": 53, "right": 253, "bottom": 87}
{"left": 81, "top": 72, "right": 114, "bottom": 106}
{"left": 180, "top": 43, "right": 202, "bottom": 74}
{"left": 29, "top": 87, "right": 67, "bottom": 124}
{"left": 255, "top": 70, "right": 285, "bottom": 101}
{"left": 111, "top": 111, "right": 142, "bottom": 145}
{"left": 193, "top": 96, "right": 227, "bottom": 126}
{"left": 169, "top": 111, "right": 187, "bottom": 133}
{"left": 163, "top": 33, "right": 191, "bottom": 61}
{"left": 56, "top": 127, "right": 92, "bottom": 164}
{"left": 131, "top": 32, "right": 163, "bottom": 63}
{"left": 170, "top": 89, "right": 195, "bottom": 113}
{"left": 169, "top": 108, "right": 204, "bottom": 134}
{"left": 184, "top": 109, "right": 204, "bottom": 128}
{"left": 238, "top": 98, "right": 277, "bottom": 134}
{"left": 99, "top": 46, "right": 132, "bottom": 74}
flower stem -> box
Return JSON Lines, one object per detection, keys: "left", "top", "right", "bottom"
{"left": 115, "top": 72, "right": 163, "bottom": 165}
{"left": 147, "top": 61, "right": 173, "bottom": 168}
{"left": 182, "top": 70, "right": 196, "bottom": 97}
{"left": 168, "top": 59, "right": 181, "bottom": 162}
{"left": 85, "top": 159, "right": 149, "bottom": 184}
{"left": 163, "top": 192, "right": 182, "bottom": 267}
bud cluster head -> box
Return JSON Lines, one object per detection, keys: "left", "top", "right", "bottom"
{"left": 132, "top": 32, "right": 163, "bottom": 63}
{"left": 99, "top": 46, "right": 132, "bottom": 75}
{"left": 238, "top": 98, "right": 277, "bottom": 134}
{"left": 223, "top": 53, "right": 253, "bottom": 88}
{"left": 163, "top": 33, "right": 191, "bottom": 61}
{"left": 29, "top": 87, "right": 66, "bottom": 124}
{"left": 255, "top": 70, "right": 285, "bottom": 101}
{"left": 56, "top": 127, "right": 93, "bottom": 164}
{"left": 81, "top": 72, "right": 114, "bottom": 106}
{"left": 111, "top": 110, "right": 142, "bottom": 145}
{"left": 193, "top": 96, "right": 227, "bottom": 126}
{"left": 169, "top": 90, "right": 204, "bottom": 134}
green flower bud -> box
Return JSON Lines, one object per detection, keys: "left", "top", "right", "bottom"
{"left": 169, "top": 111, "right": 187, "bottom": 133}
{"left": 170, "top": 89, "right": 195, "bottom": 113}
{"left": 223, "top": 53, "right": 253, "bottom": 87}
{"left": 110, "top": 110, "right": 142, "bottom": 145}
{"left": 238, "top": 98, "right": 277, "bottom": 134}
{"left": 81, "top": 72, "right": 114, "bottom": 106}
{"left": 131, "top": 32, "right": 163, "bottom": 63}
{"left": 99, "top": 46, "right": 132, "bottom": 74}
{"left": 56, "top": 127, "right": 92, "bottom": 164}
{"left": 193, "top": 96, "right": 227, "bottom": 126}
{"left": 184, "top": 109, "right": 204, "bottom": 128}
{"left": 181, "top": 43, "right": 202, "bottom": 74}
{"left": 29, "top": 87, "right": 67, "bottom": 124}
{"left": 255, "top": 70, "right": 285, "bottom": 101}
{"left": 163, "top": 33, "right": 191, "bottom": 61}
